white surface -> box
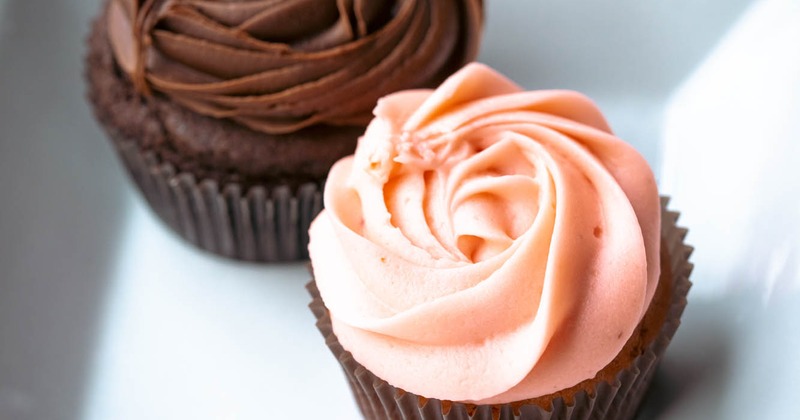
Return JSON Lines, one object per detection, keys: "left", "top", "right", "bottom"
{"left": 83, "top": 200, "right": 358, "bottom": 420}
{"left": 661, "top": 0, "right": 800, "bottom": 298}
{"left": 2, "top": 0, "right": 799, "bottom": 419}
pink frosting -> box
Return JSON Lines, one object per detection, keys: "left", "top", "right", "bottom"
{"left": 308, "top": 63, "right": 661, "bottom": 404}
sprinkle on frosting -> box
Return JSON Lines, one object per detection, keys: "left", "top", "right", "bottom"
{"left": 308, "top": 63, "right": 661, "bottom": 403}
{"left": 105, "top": 0, "right": 483, "bottom": 135}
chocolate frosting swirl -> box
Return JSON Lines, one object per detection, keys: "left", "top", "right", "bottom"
{"left": 106, "top": 0, "right": 483, "bottom": 135}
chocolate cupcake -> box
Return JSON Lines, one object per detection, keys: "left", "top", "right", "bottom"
{"left": 86, "top": 0, "right": 483, "bottom": 261}
{"left": 307, "top": 64, "right": 692, "bottom": 419}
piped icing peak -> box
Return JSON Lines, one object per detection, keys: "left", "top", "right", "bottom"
{"left": 308, "top": 63, "right": 661, "bottom": 403}
{"left": 105, "top": 0, "right": 483, "bottom": 134}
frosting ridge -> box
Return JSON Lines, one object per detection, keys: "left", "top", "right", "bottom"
{"left": 308, "top": 63, "right": 661, "bottom": 403}
{"left": 106, "top": 0, "right": 483, "bottom": 134}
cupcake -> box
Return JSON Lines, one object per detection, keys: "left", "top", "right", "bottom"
{"left": 308, "top": 63, "right": 692, "bottom": 419}
{"left": 86, "top": 0, "right": 483, "bottom": 261}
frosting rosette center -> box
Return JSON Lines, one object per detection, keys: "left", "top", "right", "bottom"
{"left": 309, "top": 63, "right": 662, "bottom": 404}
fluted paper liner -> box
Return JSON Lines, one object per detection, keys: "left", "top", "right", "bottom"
{"left": 112, "top": 137, "right": 322, "bottom": 262}
{"left": 308, "top": 197, "right": 692, "bottom": 420}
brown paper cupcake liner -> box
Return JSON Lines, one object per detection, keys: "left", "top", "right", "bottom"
{"left": 113, "top": 137, "right": 323, "bottom": 262}
{"left": 308, "top": 197, "right": 692, "bottom": 420}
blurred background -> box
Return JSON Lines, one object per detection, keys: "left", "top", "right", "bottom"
{"left": 1, "top": 0, "right": 798, "bottom": 419}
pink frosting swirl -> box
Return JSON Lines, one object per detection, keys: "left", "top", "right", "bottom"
{"left": 308, "top": 63, "right": 661, "bottom": 403}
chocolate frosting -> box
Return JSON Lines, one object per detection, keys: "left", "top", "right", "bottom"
{"left": 106, "top": 0, "right": 483, "bottom": 135}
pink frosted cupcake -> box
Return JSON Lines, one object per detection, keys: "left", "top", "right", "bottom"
{"left": 308, "top": 63, "right": 691, "bottom": 419}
